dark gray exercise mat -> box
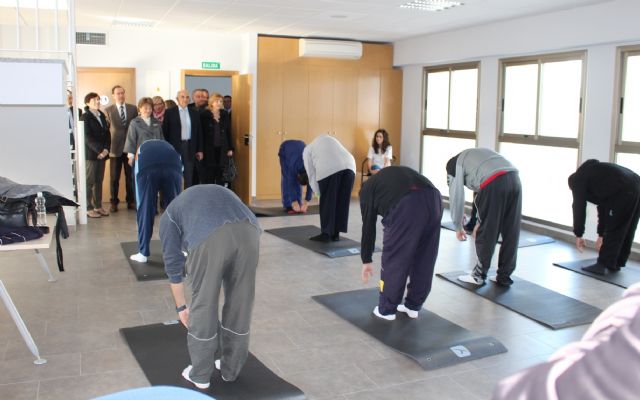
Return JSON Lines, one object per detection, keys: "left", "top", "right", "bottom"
{"left": 265, "top": 225, "right": 380, "bottom": 258}
{"left": 120, "top": 240, "right": 167, "bottom": 281}
{"left": 312, "top": 288, "right": 507, "bottom": 370}
{"left": 553, "top": 258, "right": 640, "bottom": 289}
{"left": 120, "top": 322, "right": 306, "bottom": 400}
{"left": 440, "top": 221, "right": 555, "bottom": 248}
{"left": 250, "top": 205, "right": 320, "bottom": 217}
{"left": 437, "top": 271, "right": 602, "bottom": 330}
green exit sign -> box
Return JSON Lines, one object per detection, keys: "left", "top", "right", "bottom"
{"left": 202, "top": 61, "right": 221, "bottom": 70}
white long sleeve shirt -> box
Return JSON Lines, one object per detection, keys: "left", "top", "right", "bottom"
{"left": 302, "top": 135, "right": 356, "bottom": 195}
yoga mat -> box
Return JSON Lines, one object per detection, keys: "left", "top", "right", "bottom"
{"left": 120, "top": 322, "right": 306, "bottom": 400}
{"left": 120, "top": 240, "right": 167, "bottom": 281}
{"left": 250, "top": 205, "right": 319, "bottom": 217}
{"left": 553, "top": 258, "right": 640, "bottom": 289}
{"left": 265, "top": 225, "right": 380, "bottom": 258}
{"left": 437, "top": 271, "right": 602, "bottom": 330}
{"left": 312, "top": 288, "right": 507, "bottom": 370}
{"left": 440, "top": 221, "right": 554, "bottom": 248}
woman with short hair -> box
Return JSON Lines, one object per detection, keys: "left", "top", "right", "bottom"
{"left": 82, "top": 92, "right": 111, "bottom": 218}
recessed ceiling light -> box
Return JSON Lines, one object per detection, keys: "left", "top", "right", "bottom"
{"left": 400, "top": 0, "right": 463, "bottom": 11}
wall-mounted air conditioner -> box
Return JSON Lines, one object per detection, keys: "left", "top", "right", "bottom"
{"left": 299, "top": 39, "right": 363, "bottom": 60}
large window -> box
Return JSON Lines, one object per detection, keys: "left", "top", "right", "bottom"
{"left": 498, "top": 52, "right": 585, "bottom": 227}
{"left": 422, "top": 63, "right": 479, "bottom": 198}
{"left": 614, "top": 46, "right": 640, "bottom": 243}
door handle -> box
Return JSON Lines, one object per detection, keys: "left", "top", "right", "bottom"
{"left": 243, "top": 134, "right": 250, "bottom": 146}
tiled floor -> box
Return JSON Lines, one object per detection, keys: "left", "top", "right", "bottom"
{"left": 0, "top": 200, "right": 626, "bottom": 399}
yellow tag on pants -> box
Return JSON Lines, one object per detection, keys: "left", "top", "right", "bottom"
{"left": 379, "top": 280, "right": 384, "bottom": 292}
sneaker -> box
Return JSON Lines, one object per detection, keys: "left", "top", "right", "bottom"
{"left": 397, "top": 304, "right": 418, "bottom": 319}
{"left": 181, "top": 365, "right": 210, "bottom": 389}
{"left": 129, "top": 253, "right": 148, "bottom": 263}
{"left": 97, "top": 208, "right": 110, "bottom": 216}
{"left": 331, "top": 233, "right": 340, "bottom": 242}
{"left": 373, "top": 306, "right": 396, "bottom": 321}
{"left": 489, "top": 275, "right": 513, "bottom": 287}
{"left": 215, "top": 359, "right": 221, "bottom": 370}
{"left": 87, "top": 210, "right": 101, "bottom": 218}
{"left": 458, "top": 274, "right": 485, "bottom": 285}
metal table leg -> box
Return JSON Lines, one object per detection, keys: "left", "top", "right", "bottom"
{"left": 0, "top": 280, "right": 47, "bottom": 365}
{"left": 34, "top": 249, "right": 56, "bottom": 282}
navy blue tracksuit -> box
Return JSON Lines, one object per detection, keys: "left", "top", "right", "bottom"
{"left": 360, "top": 166, "right": 442, "bottom": 315}
{"left": 278, "top": 140, "right": 313, "bottom": 209}
{"left": 134, "top": 140, "right": 182, "bottom": 257}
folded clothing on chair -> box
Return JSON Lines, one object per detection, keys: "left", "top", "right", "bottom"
{"left": 0, "top": 226, "right": 44, "bottom": 245}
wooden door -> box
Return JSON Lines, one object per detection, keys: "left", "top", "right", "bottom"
{"left": 332, "top": 67, "right": 358, "bottom": 153}
{"left": 282, "top": 63, "right": 309, "bottom": 142}
{"left": 307, "top": 65, "right": 333, "bottom": 140}
{"left": 231, "top": 74, "right": 252, "bottom": 205}
{"left": 77, "top": 67, "right": 136, "bottom": 207}
{"left": 354, "top": 68, "right": 381, "bottom": 193}
{"left": 379, "top": 69, "right": 403, "bottom": 164}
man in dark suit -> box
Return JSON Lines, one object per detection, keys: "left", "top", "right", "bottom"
{"left": 163, "top": 89, "right": 203, "bottom": 188}
{"left": 103, "top": 85, "right": 138, "bottom": 211}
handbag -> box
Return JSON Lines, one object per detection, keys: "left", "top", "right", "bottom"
{"left": 223, "top": 156, "right": 238, "bottom": 182}
{"left": 0, "top": 197, "right": 33, "bottom": 228}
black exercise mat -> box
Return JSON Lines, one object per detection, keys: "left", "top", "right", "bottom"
{"left": 312, "top": 288, "right": 507, "bottom": 370}
{"left": 250, "top": 205, "right": 320, "bottom": 217}
{"left": 553, "top": 258, "right": 640, "bottom": 289}
{"left": 437, "top": 271, "right": 602, "bottom": 330}
{"left": 440, "top": 221, "right": 554, "bottom": 248}
{"left": 120, "top": 240, "right": 167, "bottom": 281}
{"left": 265, "top": 225, "right": 380, "bottom": 258}
{"left": 120, "top": 322, "right": 306, "bottom": 400}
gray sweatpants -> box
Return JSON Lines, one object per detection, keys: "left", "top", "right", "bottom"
{"left": 185, "top": 221, "right": 260, "bottom": 383}
{"left": 474, "top": 171, "right": 522, "bottom": 280}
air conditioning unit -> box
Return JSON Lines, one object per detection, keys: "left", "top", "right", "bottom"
{"left": 299, "top": 39, "right": 363, "bottom": 60}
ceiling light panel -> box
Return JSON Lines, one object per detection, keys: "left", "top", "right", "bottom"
{"left": 400, "top": 0, "right": 463, "bottom": 11}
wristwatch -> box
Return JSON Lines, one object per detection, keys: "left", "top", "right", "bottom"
{"left": 176, "top": 304, "right": 187, "bottom": 313}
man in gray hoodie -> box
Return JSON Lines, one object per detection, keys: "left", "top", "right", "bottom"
{"left": 446, "top": 148, "right": 522, "bottom": 286}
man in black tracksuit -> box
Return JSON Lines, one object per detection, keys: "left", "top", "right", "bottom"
{"left": 568, "top": 159, "right": 640, "bottom": 275}
{"left": 360, "top": 166, "right": 442, "bottom": 321}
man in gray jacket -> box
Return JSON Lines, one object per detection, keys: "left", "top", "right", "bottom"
{"left": 104, "top": 85, "right": 138, "bottom": 211}
{"left": 160, "top": 185, "right": 261, "bottom": 390}
{"left": 446, "top": 148, "right": 522, "bottom": 286}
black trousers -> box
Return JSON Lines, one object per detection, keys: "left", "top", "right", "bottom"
{"left": 598, "top": 179, "right": 640, "bottom": 268}
{"left": 474, "top": 171, "right": 522, "bottom": 280}
{"left": 86, "top": 159, "right": 106, "bottom": 209}
{"left": 180, "top": 141, "right": 196, "bottom": 188}
{"left": 109, "top": 154, "right": 134, "bottom": 205}
{"left": 378, "top": 188, "right": 442, "bottom": 314}
{"left": 317, "top": 169, "right": 355, "bottom": 235}
{"left": 197, "top": 147, "right": 225, "bottom": 186}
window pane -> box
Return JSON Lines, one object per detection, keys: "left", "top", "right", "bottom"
{"left": 538, "top": 60, "right": 582, "bottom": 138}
{"left": 422, "top": 135, "right": 474, "bottom": 202}
{"left": 503, "top": 64, "right": 538, "bottom": 135}
{"left": 621, "top": 55, "right": 640, "bottom": 142}
{"left": 616, "top": 152, "right": 640, "bottom": 244}
{"left": 449, "top": 68, "right": 478, "bottom": 131}
{"left": 425, "top": 71, "right": 449, "bottom": 130}
{"left": 500, "top": 143, "right": 577, "bottom": 226}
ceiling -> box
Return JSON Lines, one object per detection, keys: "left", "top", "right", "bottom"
{"left": 3, "top": 0, "right": 610, "bottom": 42}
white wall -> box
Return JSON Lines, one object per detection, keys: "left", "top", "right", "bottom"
{"left": 394, "top": 0, "right": 640, "bottom": 240}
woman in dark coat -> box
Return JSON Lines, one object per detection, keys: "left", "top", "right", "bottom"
{"left": 82, "top": 92, "right": 111, "bottom": 218}
{"left": 199, "top": 92, "right": 233, "bottom": 186}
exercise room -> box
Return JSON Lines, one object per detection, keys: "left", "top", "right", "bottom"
{"left": 1, "top": 0, "right": 639, "bottom": 399}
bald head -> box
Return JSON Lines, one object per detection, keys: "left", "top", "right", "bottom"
{"left": 176, "top": 90, "right": 190, "bottom": 108}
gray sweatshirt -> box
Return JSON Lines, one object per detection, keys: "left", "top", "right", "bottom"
{"left": 448, "top": 148, "right": 517, "bottom": 230}
{"left": 159, "top": 185, "right": 260, "bottom": 283}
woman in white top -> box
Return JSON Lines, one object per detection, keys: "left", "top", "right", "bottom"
{"left": 367, "top": 129, "right": 392, "bottom": 174}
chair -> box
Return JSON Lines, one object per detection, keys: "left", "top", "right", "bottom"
{"left": 360, "top": 156, "right": 396, "bottom": 185}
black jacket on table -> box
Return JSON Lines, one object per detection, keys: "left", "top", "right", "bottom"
{"left": 200, "top": 109, "right": 233, "bottom": 167}
{"left": 568, "top": 159, "right": 640, "bottom": 237}
{"left": 359, "top": 166, "right": 439, "bottom": 264}
{"left": 162, "top": 106, "right": 203, "bottom": 161}
{"left": 81, "top": 107, "right": 111, "bottom": 161}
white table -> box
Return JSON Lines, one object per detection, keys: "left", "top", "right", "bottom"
{"left": 0, "top": 230, "right": 55, "bottom": 365}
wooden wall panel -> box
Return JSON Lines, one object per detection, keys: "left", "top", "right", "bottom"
{"left": 379, "top": 69, "right": 403, "bottom": 164}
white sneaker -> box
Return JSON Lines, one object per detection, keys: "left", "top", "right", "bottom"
{"left": 215, "top": 359, "right": 221, "bottom": 370}
{"left": 458, "top": 274, "right": 485, "bottom": 285}
{"left": 489, "top": 275, "right": 497, "bottom": 283}
{"left": 373, "top": 306, "right": 396, "bottom": 321}
{"left": 397, "top": 304, "right": 419, "bottom": 319}
{"left": 181, "top": 365, "right": 210, "bottom": 389}
{"left": 129, "top": 253, "right": 148, "bottom": 263}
